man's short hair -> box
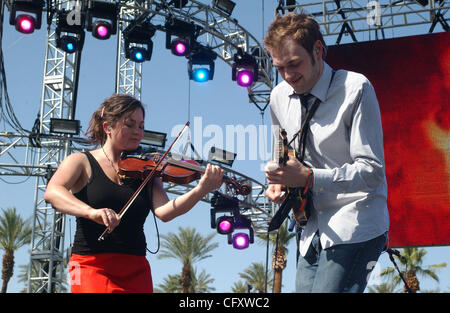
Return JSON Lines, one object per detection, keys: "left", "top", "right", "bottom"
{"left": 264, "top": 12, "right": 327, "bottom": 58}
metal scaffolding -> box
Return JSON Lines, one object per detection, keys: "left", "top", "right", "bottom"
{"left": 278, "top": 0, "right": 449, "bottom": 43}
{"left": 26, "top": 0, "right": 82, "bottom": 293}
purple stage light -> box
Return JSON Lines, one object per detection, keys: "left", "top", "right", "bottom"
{"left": 97, "top": 25, "right": 108, "bottom": 37}
{"left": 217, "top": 216, "right": 234, "bottom": 234}
{"left": 175, "top": 42, "right": 186, "bottom": 55}
{"left": 15, "top": 14, "right": 35, "bottom": 34}
{"left": 92, "top": 21, "right": 112, "bottom": 40}
{"left": 232, "top": 233, "right": 250, "bottom": 249}
{"left": 219, "top": 220, "right": 231, "bottom": 232}
{"left": 171, "top": 38, "right": 189, "bottom": 56}
{"left": 236, "top": 69, "right": 254, "bottom": 87}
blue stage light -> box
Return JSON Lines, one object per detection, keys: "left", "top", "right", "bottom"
{"left": 58, "top": 36, "right": 79, "bottom": 53}
{"left": 128, "top": 47, "right": 150, "bottom": 63}
{"left": 66, "top": 42, "right": 74, "bottom": 51}
{"left": 192, "top": 68, "right": 210, "bottom": 83}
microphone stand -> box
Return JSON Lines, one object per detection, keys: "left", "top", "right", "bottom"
{"left": 386, "top": 248, "right": 412, "bottom": 293}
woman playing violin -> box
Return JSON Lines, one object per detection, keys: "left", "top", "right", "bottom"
{"left": 43, "top": 93, "right": 224, "bottom": 293}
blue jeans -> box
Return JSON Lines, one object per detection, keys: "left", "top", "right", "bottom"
{"left": 295, "top": 231, "right": 387, "bottom": 293}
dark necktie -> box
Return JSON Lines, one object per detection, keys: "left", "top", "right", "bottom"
{"left": 297, "top": 93, "right": 314, "bottom": 160}
{"left": 298, "top": 93, "right": 312, "bottom": 109}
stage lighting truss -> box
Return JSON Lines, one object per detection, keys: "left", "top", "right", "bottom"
{"left": 55, "top": 12, "right": 85, "bottom": 54}
{"left": 187, "top": 45, "right": 217, "bottom": 82}
{"left": 123, "top": 21, "right": 156, "bottom": 63}
{"left": 165, "top": 18, "right": 199, "bottom": 57}
{"left": 232, "top": 49, "right": 259, "bottom": 87}
{"left": 8, "top": 0, "right": 44, "bottom": 34}
{"left": 86, "top": 0, "right": 117, "bottom": 40}
{"left": 210, "top": 192, "right": 254, "bottom": 250}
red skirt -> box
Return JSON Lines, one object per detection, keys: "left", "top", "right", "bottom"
{"left": 68, "top": 253, "right": 153, "bottom": 293}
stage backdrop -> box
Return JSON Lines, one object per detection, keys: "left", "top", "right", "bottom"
{"left": 326, "top": 32, "right": 450, "bottom": 248}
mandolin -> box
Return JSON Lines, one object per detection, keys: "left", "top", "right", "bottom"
{"left": 267, "top": 128, "right": 311, "bottom": 232}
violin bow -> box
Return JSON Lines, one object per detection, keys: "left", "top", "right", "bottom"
{"left": 98, "top": 121, "right": 190, "bottom": 241}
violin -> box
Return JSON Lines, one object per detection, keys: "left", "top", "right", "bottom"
{"left": 98, "top": 122, "right": 251, "bottom": 241}
{"left": 117, "top": 149, "right": 252, "bottom": 196}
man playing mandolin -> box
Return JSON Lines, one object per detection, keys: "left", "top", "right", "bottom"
{"left": 44, "top": 93, "right": 224, "bottom": 293}
{"left": 264, "top": 12, "right": 389, "bottom": 293}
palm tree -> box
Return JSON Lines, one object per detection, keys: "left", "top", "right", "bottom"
{"left": 367, "top": 282, "right": 399, "bottom": 293}
{"left": 158, "top": 226, "right": 218, "bottom": 293}
{"left": 231, "top": 280, "right": 247, "bottom": 293}
{"left": 155, "top": 267, "right": 216, "bottom": 293}
{"left": 192, "top": 268, "right": 215, "bottom": 293}
{"left": 154, "top": 273, "right": 180, "bottom": 293}
{"left": 0, "top": 207, "right": 32, "bottom": 293}
{"left": 239, "top": 262, "right": 273, "bottom": 293}
{"left": 257, "top": 221, "right": 296, "bottom": 293}
{"left": 380, "top": 247, "right": 447, "bottom": 293}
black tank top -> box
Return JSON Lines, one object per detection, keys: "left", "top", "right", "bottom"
{"left": 72, "top": 151, "right": 152, "bottom": 256}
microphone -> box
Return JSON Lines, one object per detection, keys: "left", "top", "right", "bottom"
{"left": 387, "top": 248, "right": 406, "bottom": 262}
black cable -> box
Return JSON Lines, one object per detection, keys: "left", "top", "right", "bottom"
{"left": 146, "top": 194, "right": 161, "bottom": 255}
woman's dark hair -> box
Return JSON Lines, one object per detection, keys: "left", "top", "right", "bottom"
{"left": 85, "top": 94, "right": 145, "bottom": 146}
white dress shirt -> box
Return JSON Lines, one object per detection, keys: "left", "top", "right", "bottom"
{"left": 269, "top": 62, "right": 390, "bottom": 257}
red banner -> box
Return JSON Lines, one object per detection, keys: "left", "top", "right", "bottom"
{"left": 326, "top": 32, "right": 450, "bottom": 247}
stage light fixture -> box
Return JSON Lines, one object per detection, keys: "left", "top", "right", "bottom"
{"left": 169, "top": 0, "right": 189, "bottom": 8}
{"left": 165, "top": 19, "right": 198, "bottom": 57}
{"left": 9, "top": 0, "right": 44, "bottom": 34}
{"left": 216, "top": 216, "right": 234, "bottom": 234}
{"left": 415, "top": 0, "right": 428, "bottom": 6}
{"left": 232, "top": 49, "right": 259, "bottom": 87}
{"left": 123, "top": 22, "right": 156, "bottom": 63}
{"left": 285, "top": 0, "right": 297, "bottom": 12}
{"left": 212, "top": 0, "right": 236, "bottom": 15}
{"left": 231, "top": 232, "right": 250, "bottom": 249}
{"left": 210, "top": 192, "right": 255, "bottom": 250}
{"left": 15, "top": 14, "right": 35, "bottom": 33}
{"left": 188, "top": 46, "right": 217, "bottom": 83}
{"left": 92, "top": 21, "right": 111, "bottom": 39}
{"left": 58, "top": 36, "right": 77, "bottom": 53}
{"left": 86, "top": 0, "right": 117, "bottom": 40}
{"left": 128, "top": 47, "right": 146, "bottom": 62}
{"left": 191, "top": 68, "right": 210, "bottom": 82}
{"left": 227, "top": 214, "right": 254, "bottom": 250}
{"left": 55, "top": 12, "right": 85, "bottom": 54}
{"left": 141, "top": 130, "right": 167, "bottom": 148}
{"left": 171, "top": 38, "right": 190, "bottom": 56}
{"left": 208, "top": 146, "right": 236, "bottom": 167}
{"left": 50, "top": 118, "right": 80, "bottom": 135}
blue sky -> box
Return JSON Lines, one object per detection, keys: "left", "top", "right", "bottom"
{"left": 1, "top": 0, "right": 449, "bottom": 293}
